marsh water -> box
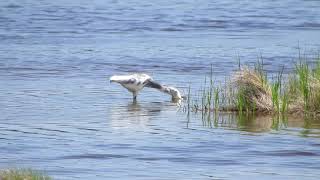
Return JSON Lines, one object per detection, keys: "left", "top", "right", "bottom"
{"left": 1, "top": 0, "right": 320, "bottom": 179}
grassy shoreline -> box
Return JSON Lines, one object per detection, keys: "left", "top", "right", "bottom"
{"left": 185, "top": 55, "right": 320, "bottom": 118}
{"left": 0, "top": 168, "right": 51, "bottom": 180}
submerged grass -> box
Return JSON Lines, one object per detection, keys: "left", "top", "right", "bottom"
{"left": 185, "top": 54, "right": 320, "bottom": 118}
{"left": 0, "top": 168, "right": 51, "bottom": 180}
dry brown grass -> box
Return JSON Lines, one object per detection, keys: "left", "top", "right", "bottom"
{"left": 232, "top": 67, "right": 273, "bottom": 113}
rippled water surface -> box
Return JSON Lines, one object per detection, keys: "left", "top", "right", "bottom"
{"left": 1, "top": 0, "right": 320, "bottom": 179}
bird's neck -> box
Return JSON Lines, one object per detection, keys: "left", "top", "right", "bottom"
{"left": 145, "top": 80, "right": 181, "bottom": 100}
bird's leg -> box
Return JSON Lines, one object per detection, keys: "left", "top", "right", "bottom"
{"left": 132, "top": 92, "right": 137, "bottom": 102}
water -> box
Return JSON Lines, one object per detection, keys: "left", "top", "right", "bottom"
{"left": 1, "top": 0, "right": 320, "bottom": 179}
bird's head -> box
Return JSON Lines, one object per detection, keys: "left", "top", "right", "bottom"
{"left": 163, "top": 86, "right": 182, "bottom": 100}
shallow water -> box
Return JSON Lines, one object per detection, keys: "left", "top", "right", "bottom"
{"left": 1, "top": 0, "right": 320, "bottom": 179}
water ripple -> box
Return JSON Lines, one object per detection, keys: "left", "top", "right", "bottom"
{"left": 60, "top": 153, "right": 128, "bottom": 160}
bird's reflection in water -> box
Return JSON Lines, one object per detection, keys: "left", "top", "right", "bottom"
{"left": 108, "top": 101, "right": 178, "bottom": 130}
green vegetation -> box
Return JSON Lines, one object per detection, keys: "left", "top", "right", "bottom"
{"left": 0, "top": 168, "right": 51, "bottom": 180}
{"left": 185, "top": 55, "right": 320, "bottom": 118}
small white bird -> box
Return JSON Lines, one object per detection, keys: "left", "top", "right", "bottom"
{"left": 110, "top": 73, "right": 182, "bottom": 101}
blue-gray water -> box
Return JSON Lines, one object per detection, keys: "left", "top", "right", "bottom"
{"left": 1, "top": 0, "right": 320, "bottom": 179}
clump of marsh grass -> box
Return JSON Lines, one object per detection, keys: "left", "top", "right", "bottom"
{"left": 0, "top": 168, "right": 51, "bottom": 180}
{"left": 233, "top": 57, "right": 320, "bottom": 116}
{"left": 185, "top": 54, "right": 320, "bottom": 118}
